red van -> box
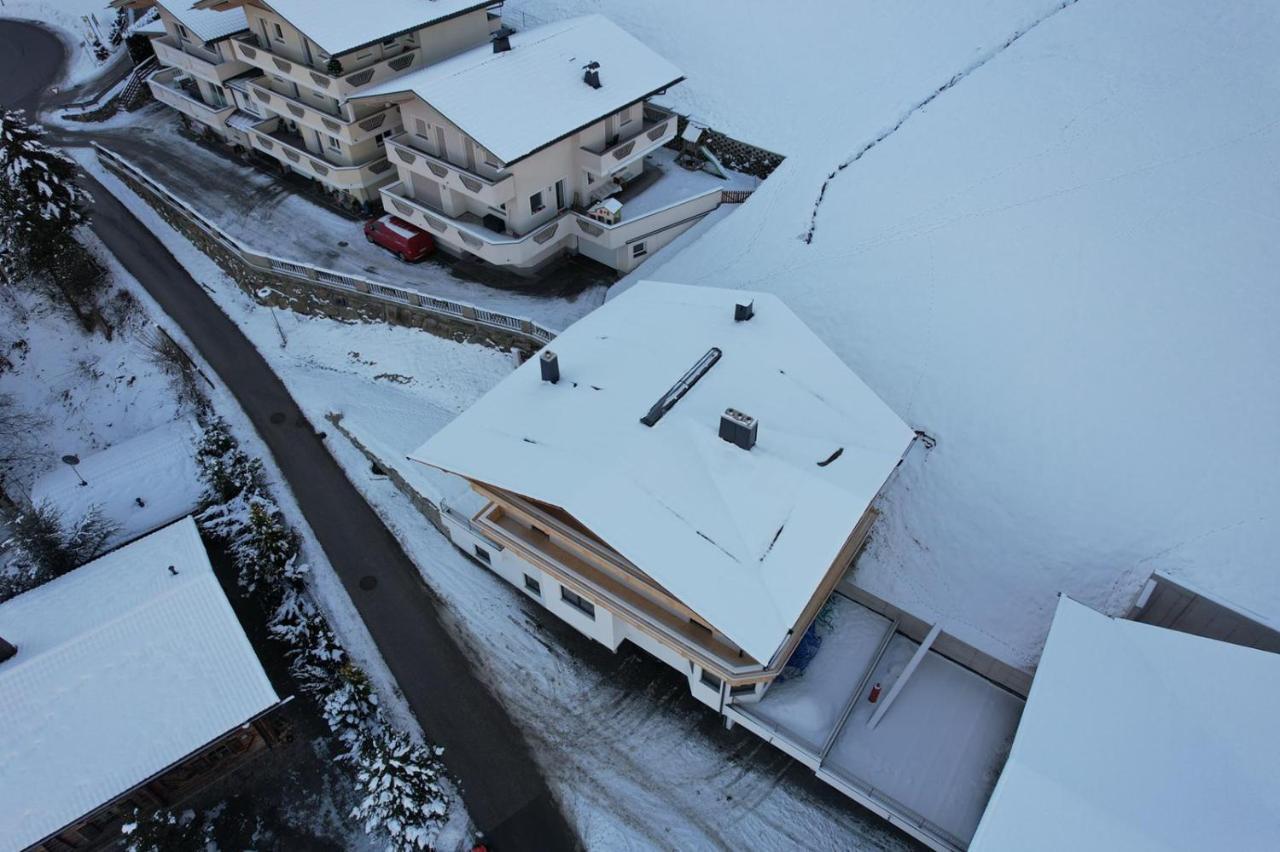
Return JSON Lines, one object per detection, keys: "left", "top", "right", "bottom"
{"left": 363, "top": 214, "right": 435, "bottom": 262}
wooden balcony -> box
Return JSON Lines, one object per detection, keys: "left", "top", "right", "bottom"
{"left": 151, "top": 35, "right": 250, "bottom": 83}
{"left": 232, "top": 35, "right": 420, "bottom": 100}
{"left": 385, "top": 134, "right": 516, "bottom": 207}
{"left": 577, "top": 106, "right": 677, "bottom": 176}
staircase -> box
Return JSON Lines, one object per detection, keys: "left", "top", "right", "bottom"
{"left": 120, "top": 56, "right": 159, "bottom": 111}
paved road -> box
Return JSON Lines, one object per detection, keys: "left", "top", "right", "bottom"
{"left": 0, "top": 20, "right": 578, "bottom": 851}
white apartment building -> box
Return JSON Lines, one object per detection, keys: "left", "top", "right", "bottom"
{"left": 410, "top": 282, "right": 916, "bottom": 711}
{"left": 353, "top": 15, "right": 737, "bottom": 273}
{"left": 136, "top": 0, "right": 501, "bottom": 207}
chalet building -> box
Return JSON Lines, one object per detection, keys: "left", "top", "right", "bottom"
{"left": 358, "top": 15, "right": 735, "bottom": 274}
{"left": 127, "top": 0, "right": 502, "bottom": 207}
{"left": 0, "top": 518, "right": 288, "bottom": 852}
{"left": 410, "top": 282, "right": 916, "bottom": 710}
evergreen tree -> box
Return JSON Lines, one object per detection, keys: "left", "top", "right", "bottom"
{"left": 0, "top": 111, "right": 91, "bottom": 283}
{"left": 350, "top": 730, "right": 448, "bottom": 850}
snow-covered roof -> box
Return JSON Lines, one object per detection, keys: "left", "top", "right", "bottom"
{"left": 592, "top": 197, "right": 623, "bottom": 214}
{"left": 972, "top": 597, "right": 1280, "bottom": 852}
{"left": 410, "top": 282, "right": 915, "bottom": 662}
{"left": 358, "top": 15, "right": 684, "bottom": 164}
{"left": 0, "top": 518, "right": 280, "bottom": 850}
{"left": 157, "top": 0, "right": 248, "bottom": 43}
{"left": 261, "top": 0, "right": 489, "bottom": 57}
{"left": 29, "top": 418, "right": 206, "bottom": 549}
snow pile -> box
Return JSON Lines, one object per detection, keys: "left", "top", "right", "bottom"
{"left": 29, "top": 417, "right": 205, "bottom": 547}
{"left": 505, "top": 0, "right": 1280, "bottom": 666}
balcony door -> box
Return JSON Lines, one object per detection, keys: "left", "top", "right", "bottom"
{"left": 555, "top": 179, "right": 567, "bottom": 211}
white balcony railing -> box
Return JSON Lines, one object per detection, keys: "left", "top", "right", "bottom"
{"left": 577, "top": 107, "right": 677, "bottom": 176}
{"left": 385, "top": 134, "right": 516, "bottom": 207}
{"left": 248, "top": 117, "right": 396, "bottom": 191}
{"left": 151, "top": 36, "right": 250, "bottom": 82}
{"left": 232, "top": 36, "right": 421, "bottom": 100}
{"left": 246, "top": 81, "right": 401, "bottom": 145}
{"left": 148, "top": 68, "right": 235, "bottom": 127}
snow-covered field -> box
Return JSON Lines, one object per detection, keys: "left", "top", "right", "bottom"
{"left": 505, "top": 0, "right": 1280, "bottom": 667}
{"left": 80, "top": 153, "right": 915, "bottom": 851}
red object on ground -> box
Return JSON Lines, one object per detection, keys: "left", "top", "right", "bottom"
{"left": 868, "top": 682, "right": 882, "bottom": 703}
{"left": 363, "top": 214, "right": 435, "bottom": 262}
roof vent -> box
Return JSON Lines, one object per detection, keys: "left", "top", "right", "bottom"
{"left": 492, "top": 29, "right": 512, "bottom": 54}
{"left": 640, "top": 347, "right": 722, "bottom": 427}
{"left": 0, "top": 636, "right": 16, "bottom": 665}
{"left": 540, "top": 349, "right": 560, "bottom": 384}
{"left": 719, "top": 408, "right": 758, "bottom": 451}
{"left": 583, "top": 61, "right": 601, "bottom": 89}
{"left": 734, "top": 301, "right": 754, "bottom": 322}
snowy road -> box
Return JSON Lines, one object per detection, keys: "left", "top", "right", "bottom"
{"left": 0, "top": 20, "right": 578, "bottom": 852}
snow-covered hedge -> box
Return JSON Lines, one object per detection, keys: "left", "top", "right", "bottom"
{"left": 188, "top": 418, "right": 451, "bottom": 849}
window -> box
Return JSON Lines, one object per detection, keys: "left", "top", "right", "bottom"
{"left": 273, "top": 22, "right": 284, "bottom": 42}
{"left": 327, "top": 134, "right": 341, "bottom": 151}
{"left": 560, "top": 587, "right": 595, "bottom": 619}
{"left": 473, "top": 545, "right": 491, "bottom": 565}
{"left": 555, "top": 179, "right": 566, "bottom": 211}
{"left": 375, "top": 129, "right": 394, "bottom": 148}
{"left": 529, "top": 191, "right": 545, "bottom": 214}
{"left": 177, "top": 24, "right": 189, "bottom": 41}
{"left": 415, "top": 118, "right": 429, "bottom": 137}
{"left": 699, "top": 669, "right": 723, "bottom": 691}
{"left": 620, "top": 108, "right": 633, "bottom": 127}
{"left": 730, "top": 683, "right": 757, "bottom": 697}
{"left": 523, "top": 574, "right": 541, "bottom": 596}
{"left": 632, "top": 242, "right": 648, "bottom": 258}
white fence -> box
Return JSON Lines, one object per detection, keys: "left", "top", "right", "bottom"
{"left": 92, "top": 142, "right": 560, "bottom": 347}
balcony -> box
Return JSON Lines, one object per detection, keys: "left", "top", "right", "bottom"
{"left": 245, "top": 81, "right": 401, "bottom": 145}
{"left": 248, "top": 116, "right": 396, "bottom": 192}
{"left": 148, "top": 68, "right": 235, "bottom": 128}
{"left": 380, "top": 181, "right": 569, "bottom": 267}
{"left": 577, "top": 105, "right": 677, "bottom": 177}
{"left": 385, "top": 134, "right": 516, "bottom": 208}
{"left": 151, "top": 35, "right": 250, "bottom": 82}
{"left": 232, "top": 35, "right": 421, "bottom": 100}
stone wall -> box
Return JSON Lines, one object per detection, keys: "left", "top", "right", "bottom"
{"left": 100, "top": 156, "right": 542, "bottom": 357}
{"left": 702, "top": 128, "right": 786, "bottom": 179}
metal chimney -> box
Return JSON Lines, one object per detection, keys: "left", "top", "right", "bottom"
{"left": 583, "top": 61, "right": 601, "bottom": 89}
{"left": 0, "top": 636, "right": 16, "bottom": 665}
{"left": 734, "top": 300, "right": 754, "bottom": 322}
{"left": 719, "top": 408, "right": 758, "bottom": 450}
{"left": 492, "top": 30, "right": 512, "bottom": 53}
{"left": 540, "top": 349, "right": 560, "bottom": 384}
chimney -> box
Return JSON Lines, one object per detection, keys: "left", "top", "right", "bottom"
{"left": 491, "top": 29, "right": 512, "bottom": 53}
{"left": 719, "top": 408, "right": 758, "bottom": 451}
{"left": 583, "top": 61, "right": 601, "bottom": 89}
{"left": 0, "top": 635, "right": 16, "bottom": 665}
{"left": 540, "top": 349, "right": 560, "bottom": 384}
{"left": 734, "top": 300, "right": 754, "bottom": 322}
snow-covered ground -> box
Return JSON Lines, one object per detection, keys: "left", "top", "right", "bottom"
{"left": 0, "top": 0, "right": 122, "bottom": 89}
{"left": 80, "top": 153, "right": 915, "bottom": 851}
{"left": 504, "top": 0, "right": 1280, "bottom": 667}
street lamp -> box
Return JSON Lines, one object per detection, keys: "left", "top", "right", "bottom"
{"left": 61, "top": 454, "right": 88, "bottom": 487}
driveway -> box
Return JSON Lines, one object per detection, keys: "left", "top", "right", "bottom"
{"left": 0, "top": 19, "right": 578, "bottom": 851}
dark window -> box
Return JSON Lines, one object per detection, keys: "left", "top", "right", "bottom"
{"left": 700, "top": 669, "right": 723, "bottom": 691}
{"left": 560, "top": 586, "right": 595, "bottom": 618}
{"left": 529, "top": 191, "right": 545, "bottom": 214}
{"left": 474, "top": 545, "right": 491, "bottom": 565}
{"left": 523, "top": 574, "right": 541, "bottom": 596}
{"left": 730, "top": 683, "right": 757, "bottom": 697}
{"left": 632, "top": 242, "right": 648, "bottom": 258}
{"left": 273, "top": 22, "right": 284, "bottom": 41}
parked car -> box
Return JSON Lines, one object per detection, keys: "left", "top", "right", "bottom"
{"left": 363, "top": 214, "right": 435, "bottom": 262}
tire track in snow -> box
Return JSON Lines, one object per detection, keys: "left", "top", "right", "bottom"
{"left": 802, "top": 0, "right": 1082, "bottom": 244}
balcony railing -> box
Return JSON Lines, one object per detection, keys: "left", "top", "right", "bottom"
{"left": 385, "top": 134, "right": 516, "bottom": 207}
{"left": 246, "top": 81, "right": 401, "bottom": 145}
{"left": 248, "top": 116, "right": 395, "bottom": 191}
{"left": 380, "top": 181, "right": 569, "bottom": 266}
{"left": 233, "top": 35, "right": 421, "bottom": 100}
{"left": 148, "top": 68, "right": 235, "bottom": 127}
{"left": 577, "top": 106, "right": 677, "bottom": 176}
{"left": 151, "top": 35, "right": 249, "bottom": 82}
